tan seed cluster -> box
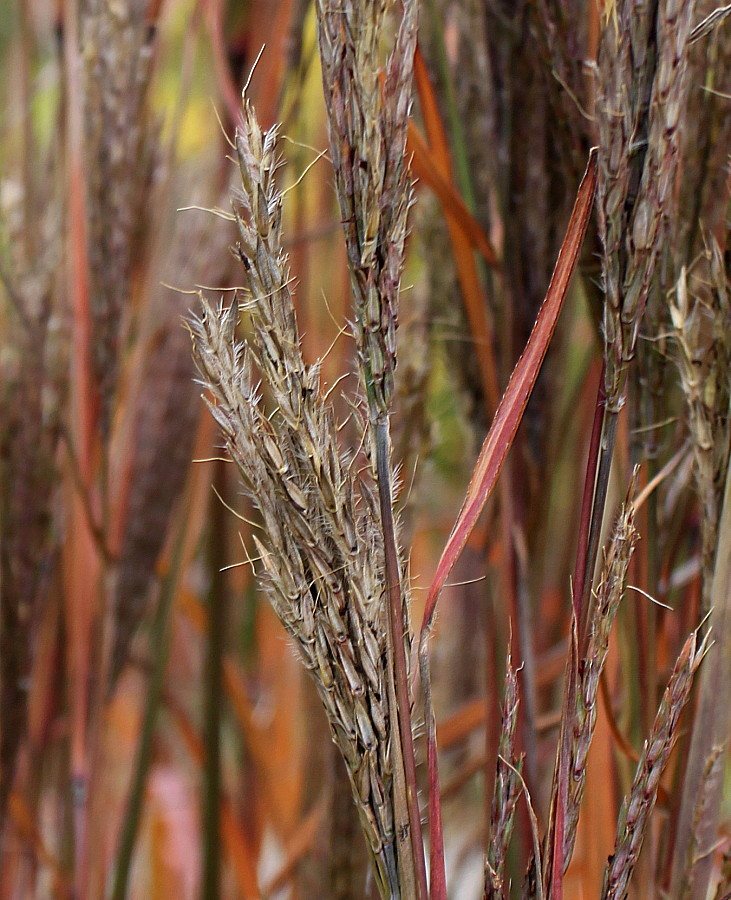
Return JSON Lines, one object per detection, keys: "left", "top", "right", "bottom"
{"left": 189, "top": 98, "right": 409, "bottom": 896}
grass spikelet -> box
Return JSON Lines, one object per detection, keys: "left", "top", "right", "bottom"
{"left": 315, "top": 2, "right": 427, "bottom": 893}
{"left": 315, "top": 0, "right": 417, "bottom": 417}
{"left": 670, "top": 246, "right": 731, "bottom": 613}
{"left": 484, "top": 651, "right": 523, "bottom": 900}
{"left": 597, "top": 0, "right": 696, "bottom": 412}
{"left": 564, "top": 478, "right": 639, "bottom": 865}
{"left": 601, "top": 628, "right": 709, "bottom": 900}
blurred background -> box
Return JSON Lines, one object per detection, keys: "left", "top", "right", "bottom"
{"left": 1, "top": 1, "right": 729, "bottom": 898}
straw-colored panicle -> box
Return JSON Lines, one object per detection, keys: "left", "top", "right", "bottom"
{"left": 600, "top": 629, "right": 708, "bottom": 900}
{"left": 484, "top": 654, "right": 523, "bottom": 900}
{"left": 670, "top": 246, "right": 731, "bottom": 612}
{"left": 189, "top": 99, "right": 406, "bottom": 898}
{"left": 315, "top": 0, "right": 417, "bottom": 419}
{"left": 83, "top": 0, "right": 157, "bottom": 432}
{"left": 564, "top": 488, "right": 638, "bottom": 864}
{"left": 597, "top": 0, "right": 696, "bottom": 411}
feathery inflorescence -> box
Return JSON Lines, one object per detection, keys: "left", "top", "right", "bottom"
{"left": 315, "top": 0, "right": 418, "bottom": 419}
{"left": 669, "top": 236, "right": 731, "bottom": 898}
{"left": 314, "top": 4, "right": 426, "bottom": 894}
{"left": 520, "top": 479, "right": 639, "bottom": 896}
{"left": 190, "top": 98, "right": 407, "bottom": 898}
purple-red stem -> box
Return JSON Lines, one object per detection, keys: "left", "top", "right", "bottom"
{"left": 552, "top": 361, "right": 617, "bottom": 900}
{"left": 375, "top": 421, "right": 429, "bottom": 900}
{"left": 572, "top": 360, "right": 606, "bottom": 640}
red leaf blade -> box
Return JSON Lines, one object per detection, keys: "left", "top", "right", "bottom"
{"left": 421, "top": 149, "right": 597, "bottom": 637}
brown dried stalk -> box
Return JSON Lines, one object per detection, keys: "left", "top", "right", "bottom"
{"left": 601, "top": 628, "right": 709, "bottom": 900}
{"left": 598, "top": 0, "right": 696, "bottom": 413}
{"left": 0, "top": 322, "right": 58, "bottom": 827}
{"left": 484, "top": 652, "right": 523, "bottom": 900}
{"left": 531, "top": 0, "right": 593, "bottom": 184}
{"left": 678, "top": 0, "right": 731, "bottom": 257}
{"left": 713, "top": 845, "right": 731, "bottom": 900}
{"left": 83, "top": 0, "right": 158, "bottom": 431}
{"left": 109, "top": 300, "right": 200, "bottom": 684}
{"left": 0, "top": 138, "right": 61, "bottom": 830}
{"left": 190, "top": 99, "right": 410, "bottom": 899}
{"left": 676, "top": 746, "right": 725, "bottom": 900}
{"left": 670, "top": 247, "right": 731, "bottom": 613}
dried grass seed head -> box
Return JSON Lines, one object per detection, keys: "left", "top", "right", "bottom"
{"left": 189, "top": 99, "right": 415, "bottom": 891}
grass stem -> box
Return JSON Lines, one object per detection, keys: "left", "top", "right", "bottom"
{"left": 110, "top": 527, "right": 184, "bottom": 900}
{"left": 375, "top": 419, "right": 429, "bottom": 900}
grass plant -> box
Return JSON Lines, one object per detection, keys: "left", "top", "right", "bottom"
{"left": 1, "top": 1, "right": 730, "bottom": 898}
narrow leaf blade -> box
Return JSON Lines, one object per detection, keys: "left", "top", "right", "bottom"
{"left": 422, "top": 149, "right": 597, "bottom": 636}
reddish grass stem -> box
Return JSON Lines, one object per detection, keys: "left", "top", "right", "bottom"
{"left": 572, "top": 360, "right": 607, "bottom": 639}
{"left": 375, "top": 420, "right": 429, "bottom": 900}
